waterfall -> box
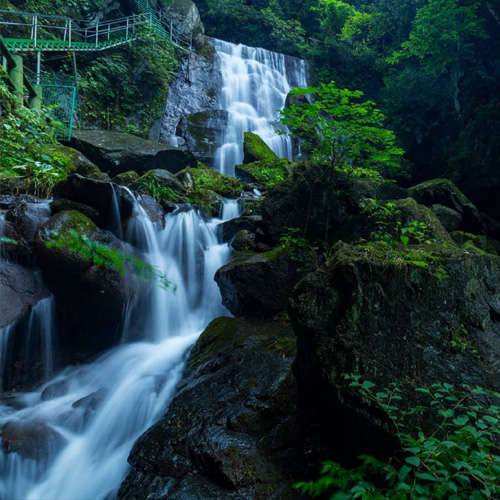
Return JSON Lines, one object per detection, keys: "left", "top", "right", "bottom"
{"left": 159, "top": 39, "right": 308, "bottom": 176}
{"left": 213, "top": 39, "right": 308, "bottom": 176}
{"left": 0, "top": 199, "right": 239, "bottom": 500}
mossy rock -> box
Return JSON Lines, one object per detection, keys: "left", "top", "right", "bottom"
{"left": 235, "top": 159, "right": 290, "bottom": 187}
{"left": 112, "top": 170, "right": 139, "bottom": 187}
{"left": 41, "top": 209, "right": 98, "bottom": 236}
{"left": 46, "top": 145, "right": 108, "bottom": 181}
{"left": 450, "top": 231, "right": 498, "bottom": 255}
{"left": 177, "top": 165, "right": 243, "bottom": 199}
{"left": 243, "top": 132, "right": 277, "bottom": 164}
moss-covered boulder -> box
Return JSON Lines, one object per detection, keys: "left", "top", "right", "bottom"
{"left": 34, "top": 210, "right": 133, "bottom": 360}
{"left": 261, "top": 162, "right": 408, "bottom": 244}
{"left": 235, "top": 158, "right": 289, "bottom": 187}
{"left": 112, "top": 170, "right": 140, "bottom": 187}
{"left": 47, "top": 145, "right": 108, "bottom": 181}
{"left": 450, "top": 231, "right": 499, "bottom": 255}
{"left": 409, "top": 178, "right": 482, "bottom": 234}
{"left": 120, "top": 316, "right": 303, "bottom": 499}
{"left": 290, "top": 242, "right": 500, "bottom": 460}
{"left": 243, "top": 131, "right": 278, "bottom": 164}
{"left": 70, "top": 130, "right": 197, "bottom": 177}
{"left": 215, "top": 252, "right": 296, "bottom": 316}
{"left": 178, "top": 165, "right": 243, "bottom": 198}
{"left": 430, "top": 203, "right": 462, "bottom": 232}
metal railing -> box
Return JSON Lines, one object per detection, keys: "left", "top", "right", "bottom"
{"left": 0, "top": 7, "right": 192, "bottom": 52}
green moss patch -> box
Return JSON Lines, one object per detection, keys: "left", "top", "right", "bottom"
{"left": 243, "top": 132, "right": 278, "bottom": 163}
{"left": 235, "top": 159, "right": 289, "bottom": 187}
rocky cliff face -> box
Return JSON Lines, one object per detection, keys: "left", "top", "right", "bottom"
{"left": 119, "top": 316, "right": 303, "bottom": 500}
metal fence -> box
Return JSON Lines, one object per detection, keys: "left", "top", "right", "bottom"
{"left": 40, "top": 84, "right": 77, "bottom": 140}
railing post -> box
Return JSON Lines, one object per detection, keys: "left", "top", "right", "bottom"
{"left": 68, "top": 20, "right": 72, "bottom": 48}
{"left": 32, "top": 15, "right": 38, "bottom": 48}
{"left": 29, "top": 85, "right": 42, "bottom": 111}
{"left": 126, "top": 17, "right": 129, "bottom": 40}
{"left": 85, "top": 27, "right": 88, "bottom": 43}
{"left": 108, "top": 23, "right": 110, "bottom": 41}
{"left": 64, "top": 19, "right": 68, "bottom": 41}
{"left": 170, "top": 21, "right": 173, "bottom": 42}
{"left": 95, "top": 23, "right": 99, "bottom": 47}
{"left": 9, "top": 55, "right": 24, "bottom": 105}
{"left": 36, "top": 49, "right": 41, "bottom": 85}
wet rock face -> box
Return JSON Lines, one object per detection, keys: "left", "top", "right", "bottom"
{"left": 119, "top": 316, "right": 302, "bottom": 500}
{"left": 290, "top": 242, "right": 500, "bottom": 459}
{"left": 158, "top": 48, "right": 222, "bottom": 146}
{"left": 0, "top": 262, "right": 50, "bottom": 329}
{"left": 70, "top": 130, "right": 197, "bottom": 177}
{"left": 162, "top": 0, "right": 205, "bottom": 36}
{"left": 34, "top": 210, "right": 132, "bottom": 360}
{"left": 215, "top": 253, "right": 296, "bottom": 317}
{"left": 176, "top": 110, "right": 229, "bottom": 166}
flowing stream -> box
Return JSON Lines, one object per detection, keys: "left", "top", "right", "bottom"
{"left": 0, "top": 199, "right": 238, "bottom": 500}
{"left": 213, "top": 39, "right": 308, "bottom": 176}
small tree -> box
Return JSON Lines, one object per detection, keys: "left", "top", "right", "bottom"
{"left": 278, "top": 82, "right": 404, "bottom": 178}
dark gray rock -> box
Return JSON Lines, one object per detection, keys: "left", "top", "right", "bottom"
{"left": 176, "top": 110, "right": 229, "bottom": 166}
{"left": 162, "top": 0, "right": 205, "bottom": 36}
{"left": 409, "top": 178, "right": 483, "bottom": 234}
{"left": 0, "top": 262, "right": 50, "bottom": 329}
{"left": 70, "top": 130, "right": 197, "bottom": 177}
{"left": 430, "top": 203, "right": 462, "bottom": 232}
{"left": 119, "top": 316, "right": 301, "bottom": 500}
{"left": 290, "top": 242, "right": 500, "bottom": 459}
{"left": 34, "top": 210, "right": 133, "bottom": 359}
{"left": 218, "top": 215, "right": 262, "bottom": 243}
{"left": 215, "top": 253, "right": 295, "bottom": 316}
{"left": 261, "top": 163, "right": 408, "bottom": 244}
{"left": 231, "top": 230, "right": 256, "bottom": 251}
{"left": 5, "top": 199, "right": 51, "bottom": 241}
{"left": 50, "top": 198, "right": 100, "bottom": 223}
{"left": 53, "top": 174, "right": 134, "bottom": 233}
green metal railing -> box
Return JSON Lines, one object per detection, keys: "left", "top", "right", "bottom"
{"left": 40, "top": 84, "right": 77, "bottom": 140}
{"left": 0, "top": 0, "right": 193, "bottom": 139}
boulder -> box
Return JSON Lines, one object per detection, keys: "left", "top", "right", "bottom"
{"left": 290, "top": 242, "right": 500, "bottom": 459}
{"left": 409, "top": 178, "right": 482, "bottom": 234}
{"left": 231, "top": 230, "right": 256, "bottom": 251}
{"left": 119, "top": 316, "right": 302, "bottom": 500}
{"left": 162, "top": 0, "right": 205, "bottom": 36}
{"left": 0, "top": 262, "right": 50, "bottom": 329}
{"left": 53, "top": 174, "right": 134, "bottom": 233}
{"left": 112, "top": 170, "right": 140, "bottom": 187}
{"left": 135, "top": 169, "right": 186, "bottom": 195}
{"left": 70, "top": 130, "right": 197, "bottom": 177}
{"left": 215, "top": 252, "right": 295, "bottom": 316}
{"left": 450, "top": 231, "right": 499, "bottom": 255}
{"left": 176, "top": 110, "right": 229, "bottom": 166}
{"left": 218, "top": 215, "right": 262, "bottom": 243}
{"left": 235, "top": 159, "right": 289, "bottom": 187}
{"left": 430, "top": 203, "right": 462, "bottom": 232}
{"left": 47, "top": 145, "right": 108, "bottom": 180}
{"left": 243, "top": 132, "right": 278, "bottom": 164}
{"left": 34, "top": 210, "right": 133, "bottom": 359}
{"left": 50, "top": 199, "right": 100, "bottom": 223}
{"left": 1, "top": 420, "right": 64, "bottom": 459}
{"left": 261, "top": 163, "right": 408, "bottom": 244}
{"left": 5, "top": 199, "right": 51, "bottom": 241}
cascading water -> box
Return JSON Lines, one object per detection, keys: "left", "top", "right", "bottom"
{"left": 213, "top": 39, "right": 308, "bottom": 176}
{"left": 0, "top": 198, "right": 239, "bottom": 500}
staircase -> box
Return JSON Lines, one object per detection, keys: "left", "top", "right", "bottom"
{"left": 0, "top": 1, "right": 192, "bottom": 139}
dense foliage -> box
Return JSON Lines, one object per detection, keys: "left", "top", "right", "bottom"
{"left": 278, "top": 82, "right": 403, "bottom": 178}
{"left": 196, "top": 0, "right": 500, "bottom": 198}
{"left": 296, "top": 376, "right": 500, "bottom": 499}
{"left": 0, "top": 70, "right": 72, "bottom": 196}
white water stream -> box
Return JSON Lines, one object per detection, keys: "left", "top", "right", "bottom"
{"left": 213, "top": 39, "right": 308, "bottom": 176}
{"left": 0, "top": 199, "right": 238, "bottom": 500}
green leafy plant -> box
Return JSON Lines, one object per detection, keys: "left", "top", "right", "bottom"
{"left": 45, "top": 229, "right": 174, "bottom": 290}
{"left": 278, "top": 82, "right": 404, "bottom": 178}
{"left": 295, "top": 375, "right": 500, "bottom": 499}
